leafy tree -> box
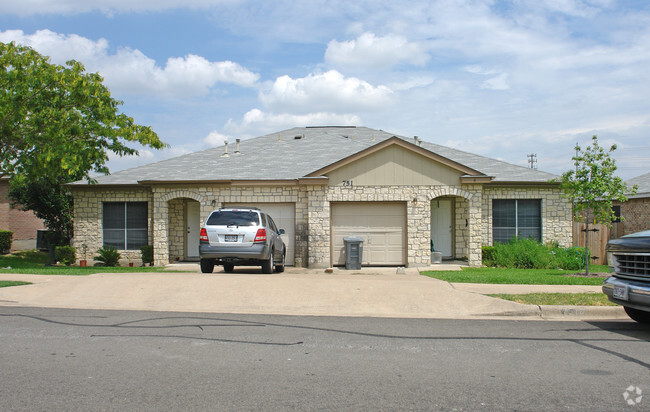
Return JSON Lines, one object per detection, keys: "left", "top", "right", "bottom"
{"left": 0, "top": 41, "right": 167, "bottom": 258}
{"left": 557, "top": 136, "right": 636, "bottom": 275}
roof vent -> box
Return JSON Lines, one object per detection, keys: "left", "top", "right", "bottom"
{"left": 278, "top": 134, "right": 282, "bottom": 142}
{"left": 234, "top": 138, "right": 241, "bottom": 155}
{"left": 221, "top": 139, "right": 229, "bottom": 157}
{"left": 294, "top": 134, "right": 304, "bottom": 140}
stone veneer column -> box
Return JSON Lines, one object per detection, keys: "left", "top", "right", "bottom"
{"left": 467, "top": 185, "right": 483, "bottom": 267}
{"left": 307, "top": 186, "right": 330, "bottom": 268}
{"left": 153, "top": 190, "right": 170, "bottom": 266}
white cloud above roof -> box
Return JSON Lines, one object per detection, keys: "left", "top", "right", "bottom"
{"left": 325, "top": 32, "right": 429, "bottom": 69}
{"left": 0, "top": 29, "right": 259, "bottom": 97}
{"left": 259, "top": 70, "right": 394, "bottom": 114}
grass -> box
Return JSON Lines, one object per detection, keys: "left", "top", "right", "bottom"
{"left": 0, "top": 250, "right": 166, "bottom": 275}
{"left": 421, "top": 265, "right": 610, "bottom": 285}
{"left": 488, "top": 293, "right": 617, "bottom": 306}
{"left": 0, "top": 281, "right": 31, "bottom": 288}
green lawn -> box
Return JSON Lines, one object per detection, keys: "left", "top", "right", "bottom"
{"left": 488, "top": 293, "right": 616, "bottom": 306}
{"left": 0, "top": 250, "right": 166, "bottom": 275}
{"left": 421, "top": 265, "right": 610, "bottom": 285}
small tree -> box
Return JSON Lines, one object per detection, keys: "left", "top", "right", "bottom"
{"left": 557, "top": 136, "right": 636, "bottom": 275}
{"left": 1, "top": 41, "right": 167, "bottom": 261}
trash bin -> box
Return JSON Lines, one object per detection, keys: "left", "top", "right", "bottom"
{"left": 343, "top": 237, "right": 364, "bottom": 270}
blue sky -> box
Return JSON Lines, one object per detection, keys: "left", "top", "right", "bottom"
{"left": 1, "top": 0, "right": 649, "bottom": 179}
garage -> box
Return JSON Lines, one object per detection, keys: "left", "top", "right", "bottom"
{"left": 331, "top": 202, "right": 406, "bottom": 266}
{"left": 223, "top": 202, "right": 295, "bottom": 266}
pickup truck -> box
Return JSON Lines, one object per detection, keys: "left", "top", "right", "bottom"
{"left": 603, "top": 230, "right": 650, "bottom": 323}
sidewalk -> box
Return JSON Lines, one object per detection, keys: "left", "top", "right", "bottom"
{"left": 0, "top": 264, "right": 626, "bottom": 321}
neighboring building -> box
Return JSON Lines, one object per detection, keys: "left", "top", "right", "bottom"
{"left": 611, "top": 171, "right": 650, "bottom": 238}
{"left": 69, "top": 126, "right": 573, "bottom": 267}
{"left": 0, "top": 177, "right": 46, "bottom": 251}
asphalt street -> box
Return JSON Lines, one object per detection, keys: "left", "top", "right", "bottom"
{"left": 1, "top": 307, "right": 648, "bottom": 411}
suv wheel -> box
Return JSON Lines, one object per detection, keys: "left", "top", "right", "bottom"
{"left": 223, "top": 263, "right": 234, "bottom": 273}
{"left": 274, "top": 250, "right": 285, "bottom": 273}
{"left": 624, "top": 306, "right": 650, "bottom": 324}
{"left": 262, "top": 251, "right": 274, "bottom": 274}
{"left": 200, "top": 259, "right": 215, "bottom": 274}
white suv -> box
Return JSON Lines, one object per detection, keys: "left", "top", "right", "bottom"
{"left": 199, "top": 208, "right": 286, "bottom": 274}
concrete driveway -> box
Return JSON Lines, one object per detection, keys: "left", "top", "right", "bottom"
{"left": 0, "top": 264, "right": 625, "bottom": 320}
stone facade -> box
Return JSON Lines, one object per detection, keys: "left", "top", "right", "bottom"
{"left": 70, "top": 182, "right": 573, "bottom": 268}
{"left": 482, "top": 186, "right": 573, "bottom": 247}
{"left": 72, "top": 188, "right": 153, "bottom": 264}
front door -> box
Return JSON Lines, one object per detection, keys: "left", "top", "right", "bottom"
{"left": 186, "top": 201, "right": 200, "bottom": 259}
{"left": 431, "top": 198, "right": 453, "bottom": 257}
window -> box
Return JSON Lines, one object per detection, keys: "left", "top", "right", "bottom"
{"left": 103, "top": 202, "right": 148, "bottom": 250}
{"left": 493, "top": 199, "right": 541, "bottom": 243}
{"left": 612, "top": 205, "right": 622, "bottom": 223}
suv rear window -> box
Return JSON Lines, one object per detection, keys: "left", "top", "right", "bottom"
{"left": 206, "top": 211, "right": 260, "bottom": 226}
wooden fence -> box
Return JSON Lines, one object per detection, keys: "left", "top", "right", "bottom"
{"left": 572, "top": 222, "right": 609, "bottom": 265}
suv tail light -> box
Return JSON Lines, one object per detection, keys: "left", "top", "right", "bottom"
{"left": 254, "top": 228, "right": 267, "bottom": 243}
{"left": 200, "top": 228, "right": 209, "bottom": 242}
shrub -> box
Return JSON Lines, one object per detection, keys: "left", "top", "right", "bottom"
{"left": 553, "top": 246, "right": 586, "bottom": 271}
{"left": 140, "top": 245, "right": 154, "bottom": 265}
{"left": 0, "top": 230, "right": 12, "bottom": 254}
{"left": 482, "top": 246, "right": 496, "bottom": 265}
{"left": 485, "top": 237, "right": 581, "bottom": 270}
{"left": 94, "top": 245, "right": 121, "bottom": 266}
{"left": 55, "top": 246, "right": 76, "bottom": 266}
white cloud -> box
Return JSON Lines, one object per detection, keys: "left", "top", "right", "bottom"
{"left": 0, "top": 29, "right": 259, "bottom": 97}
{"left": 222, "top": 109, "right": 362, "bottom": 137}
{"left": 259, "top": 70, "right": 394, "bottom": 114}
{"left": 203, "top": 131, "right": 233, "bottom": 147}
{"left": 325, "top": 32, "right": 429, "bottom": 69}
{"left": 0, "top": 0, "right": 227, "bottom": 16}
{"left": 481, "top": 73, "right": 509, "bottom": 90}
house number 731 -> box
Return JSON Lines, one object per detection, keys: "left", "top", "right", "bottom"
{"left": 342, "top": 180, "right": 353, "bottom": 187}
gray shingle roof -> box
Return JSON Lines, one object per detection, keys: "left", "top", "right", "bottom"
{"left": 627, "top": 171, "right": 650, "bottom": 198}
{"left": 71, "top": 126, "right": 557, "bottom": 186}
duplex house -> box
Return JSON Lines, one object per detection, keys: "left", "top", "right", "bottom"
{"left": 69, "top": 126, "right": 573, "bottom": 268}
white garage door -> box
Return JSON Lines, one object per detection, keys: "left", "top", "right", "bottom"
{"left": 331, "top": 202, "right": 406, "bottom": 266}
{"left": 224, "top": 203, "right": 295, "bottom": 266}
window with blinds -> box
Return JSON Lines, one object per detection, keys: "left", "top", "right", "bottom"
{"left": 492, "top": 199, "right": 541, "bottom": 243}
{"left": 103, "top": 202, "right": 148, "bottom": 250}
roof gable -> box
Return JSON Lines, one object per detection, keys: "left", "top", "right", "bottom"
{"left": 306, "top": 136, "right": 485, "bottom": 178}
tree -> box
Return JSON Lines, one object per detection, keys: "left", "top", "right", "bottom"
{"left": 557, "top": 136, "right": 636, "bottom": 275}
{"left": 0, "top": 41, "right": 167, "bottom": 255}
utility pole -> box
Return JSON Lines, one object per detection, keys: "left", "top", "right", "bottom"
{"left": 527, "top": 153, "right": 537, "bottom": 169}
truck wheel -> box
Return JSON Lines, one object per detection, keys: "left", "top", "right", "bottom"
{"left": 624, "top": 307, "right": 650, "bottom": 324}
{"left": 200, "top": 259, "right": 214, "bottom": 274}
{"left": 262, "top": 251, "right": 274, "bottom": 274}
{"left": 223, "top": 263, "right": 234, "bottom": 273}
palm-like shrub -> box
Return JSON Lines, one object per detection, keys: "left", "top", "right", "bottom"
{"left": 95, "top": 245, "right": 121, "bottom": 266}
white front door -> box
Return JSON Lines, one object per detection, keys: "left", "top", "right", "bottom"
{"left": 186, "top": 201, "right": 200, "bottom": 258}
{"left": 431, "top": 198, "right": 453, "bottom": 257}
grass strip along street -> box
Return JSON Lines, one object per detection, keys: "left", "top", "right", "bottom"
{"left": 487, "top": 293, "right": 616, "bottom": 306}
{"left": 0, "top": 250, "right": 166, "bottom": 275}
{"left": 422, "top": 266, "right": 611, "bottom": 306}
{"left": 0, "top": 281, "right": 31, "bottom": 288}
{"left": 421, "top": 266, "right": 609, "bottom": 285}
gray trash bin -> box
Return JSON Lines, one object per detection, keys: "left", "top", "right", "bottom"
{"left": 343, "top": 237, "right": 364, "bottom": 270}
